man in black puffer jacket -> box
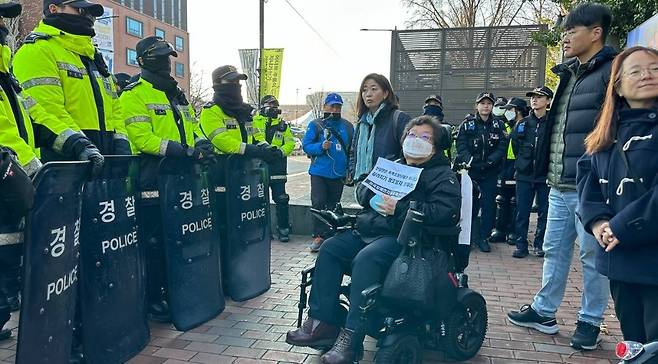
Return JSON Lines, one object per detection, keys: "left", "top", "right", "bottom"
{"left": 508, "top": 3, "right": 617, "bottom": 351}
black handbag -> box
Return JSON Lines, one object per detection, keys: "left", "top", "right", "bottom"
{"left": 381, "top": 242, "right": 436, "bottom": 309}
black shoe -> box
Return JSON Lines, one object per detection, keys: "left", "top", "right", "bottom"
{"left": 488, "top": 229, "right": 505, "bottom": 243}
{"left": 278, "top": 227, "right": 290, "bottom": 242}
{"left": 148, "top": 300, "right": 171, "bottom": 323}
{"left": 507, "top": 304, "right": 559, "bottom": 334}
{"left": 0, "top": 328, "right": 11, "bottom": 341}
{"left": 512, "top": 249, "right": 529, "bottom": 258}
{"left": 506, "top": 234, "right": 517, "bottom": 246}
{"left": 476, "top": 239, "right": 491, "bottom": 253}
{"left": 570, "top": 321, "right": 601, "bottom": 350}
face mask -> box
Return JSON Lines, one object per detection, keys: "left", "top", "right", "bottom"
{"left": 0, "top": 45, "right": 11, "bottom": 73}
{"left": 141, "top": 55, "right": 171, "bottom": 74}
{"left": 44, "top": 13, "right": 96, "bottom": 37}
{"left": 504, "top": 110, "right": 517, "bottom": 122}
{"left": 323, "top": 112, "right": 341, "bottom": 121}
{"left": 492, "top": 106, "right": 505, "bottom": 117}
{"left": 423, "top": 105, "right": 444, "bottom": 120}
{"left": 403, "top": 137, "right": 434, "bottom": 159}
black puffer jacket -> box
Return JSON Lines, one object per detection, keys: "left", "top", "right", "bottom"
{"left": 349, "top": 103, "right": 411, "bottom": 181}
{"left": 354, "top": 153, "right": 461, "bottom": 239}
{"left": 536, "top": 46, "right": 617, "bottom": 188}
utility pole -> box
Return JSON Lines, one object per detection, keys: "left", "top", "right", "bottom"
{"left": 258, "top": 0, "right": 265, "bottom": 106}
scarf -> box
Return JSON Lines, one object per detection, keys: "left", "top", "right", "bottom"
{"left": 354, "top": 103, "right": 386, "bottom": 180}
{"left": 212, "top": 83, "right": 253, "bottom": 122}
{"left": 141, "top": 68, "right": 183, "bottom": 102}
{"left": 44, "top": 13, "right": 95, "bottom": 37}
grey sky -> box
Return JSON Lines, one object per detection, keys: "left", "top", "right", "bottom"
{"left": 188, "top": 0, "right": 408, "bottom": 105}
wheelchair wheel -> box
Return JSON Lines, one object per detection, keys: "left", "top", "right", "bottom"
{"left": 444, "top": 291, "right": 487, "bottom": 361}
{"left": 375, "top": 335, "right": 421, "bottom": 364}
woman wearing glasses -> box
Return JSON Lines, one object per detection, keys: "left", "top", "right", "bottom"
{"left": 286, "top": 116, "right": 461, "bottom": 364}
{"left": 577, "top": 46, "right": 658, "bottom": 344}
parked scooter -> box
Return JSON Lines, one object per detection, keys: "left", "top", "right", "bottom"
{"left": 616, "top": 341, "right": 658, "bottom": 364}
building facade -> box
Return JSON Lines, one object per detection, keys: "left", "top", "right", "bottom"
{"left": 19, "top": 0, "right": 191, "bottom": 93}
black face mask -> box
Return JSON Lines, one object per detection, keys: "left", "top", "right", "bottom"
{"left": 423, "top": 105, "right": 444, "bottom": 121}
{"left": 141, "top": 55, "right": 171, "bottom": 74}
{"left": 323, "top": 112, "right": 341, "bottom": 121}
{"left": 213, "top": 83, "right": 252, "bottom": 121}
{"left": 44, "top": 13, "right": 96, "bottom": 37}
{"left": 0, "top": 26, "right": 8, "bottom": 45}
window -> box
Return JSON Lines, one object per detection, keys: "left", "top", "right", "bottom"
{"left": 175, "top": 62, "right": 184, "bottom": 78}
{"left": 155, "top": 28, "right": 165, "bottom": 39}
{"left": 175, "top": 36, "right": 184, "bottom": 51}
{"left": 126, "top": 48, "right": 138, "bottom": 67}
{"left": 126, "top": 17, "right": 143, "bottom": 37}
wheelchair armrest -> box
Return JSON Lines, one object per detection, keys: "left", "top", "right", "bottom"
{"left": 302, "top": 265, "right": 315, "bottom": 277}
{"left": 361, "top": 284, "right": 382, "bottom": 300}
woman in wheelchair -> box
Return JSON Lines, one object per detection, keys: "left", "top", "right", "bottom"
{"left": 286, "top": 116, "right": 461, "bottom": 364}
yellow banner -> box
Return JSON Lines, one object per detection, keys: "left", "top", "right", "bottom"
{"left": 260, "top": 48, "right": 284, "bottom": 99}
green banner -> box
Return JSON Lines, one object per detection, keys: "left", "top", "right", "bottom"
{"left": 260, "top": 48, "right": 284, "bottom": 99}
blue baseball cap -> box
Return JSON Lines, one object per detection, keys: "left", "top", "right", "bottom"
{"left": 324, "top": 93, "right": 343, "bottom": 106}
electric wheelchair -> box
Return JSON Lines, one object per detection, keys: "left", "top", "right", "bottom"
{"left": 295, "top": 203, "right": 488, "bottom": 363}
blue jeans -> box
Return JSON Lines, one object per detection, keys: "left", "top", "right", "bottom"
{"left": 531, "top": 188, "right": 610, "bottom": 326}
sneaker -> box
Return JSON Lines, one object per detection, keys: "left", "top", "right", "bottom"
{"left": 309, "top": 237, "right": 324, "bottom": 253}
{"left": 570, "top": 321, "right": 601, "bottom": 350}
{"left": 476, "top": 239, "right": 491, "bottom": 252}
{"left": 512, "top": 249, "right": 529, "bottom": 258}
{"left": 507, "top": 304, "right": 559, "bottom": 334}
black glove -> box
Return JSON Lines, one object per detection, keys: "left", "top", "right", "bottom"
{"left": 262, "top": 146, "right": 283, "bottom": 163}
{"left": 243, "top": 143, "right": 264, "bottom": 159}
{"left": 64, "top": 134, "right": 104, "bottom": 175}
{"left": 164, "top": 141, "right": 188, "bottom": 157}
{"left": 192, "top": 140, "right": 215, "bottom": 159}
{"left": 113, "top": 137, "right": 132, "bottom": 155}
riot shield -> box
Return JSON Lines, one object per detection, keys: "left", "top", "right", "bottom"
{"left": 158, "top": 158, "right": 224, "bottom": 331}
{"left": 16, "top": 162, "right": 88, "bottom": 364}
{"left": 79, "top": 156, "right": 148, "bottom": 364}
{"left": 222, "top": 156, "right": 271, "bottom": 302}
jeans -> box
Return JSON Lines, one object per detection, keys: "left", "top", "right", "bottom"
{"left": 310, "top": 175, "right": 345, "bottom": 237}
{"left": 472, "top": 174, "right": 497, "bottom": 242}
{"left": 308, "top": 232, "right": 401, "bottom": 330}
{"left": 515, "top": 181, "right": 549, "bottom": 252}
{"left": 531, "top": 188, "right": 610, "bottom": 326}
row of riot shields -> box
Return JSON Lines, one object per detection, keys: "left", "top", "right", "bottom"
{"left": 15, "top": 155, "right": 272, "bottom": 364}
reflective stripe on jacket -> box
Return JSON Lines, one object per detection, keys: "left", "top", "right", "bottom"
{"left": 199, "top": 103, "right": 255, "bottom": 154}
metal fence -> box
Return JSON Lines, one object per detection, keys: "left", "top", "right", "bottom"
{"left": 390, "top": 25, "right": 547, "bottom": 125}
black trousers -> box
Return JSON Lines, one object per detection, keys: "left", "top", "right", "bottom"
{"left": 310, "top": 175, "right": 345, "bottom": 237}
{"left": 308, "top": 232, "right": 401, "bottom": 330}
{"left": 471, "top": 174, "right": 497, "bottom": 242}
{"left": 610, "top": 280, "right": 658, "bottom": 343}
{"left": 270, "top": 181, "right": 289, "bottom": 230}
{"left": 514, "top": 181, "right": 549, "bottom": 251}
{"left": 0, "top": 244, "right": 21, "bottom": 328}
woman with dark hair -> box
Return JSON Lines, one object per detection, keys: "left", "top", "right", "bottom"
{"left": 577, "top": 46, "right": 658, "bottom": 344}
{"left": 349, "top": 73, "right": 411, "bottom": 182}
{"left": 287, "top": 116, "right": 461, "bottom": 364}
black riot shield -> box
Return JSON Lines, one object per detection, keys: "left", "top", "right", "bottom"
{"left": 16, "top": 162, "right": 88, "bottom": 364}
{"left": 79, "top": 156, "right": 148, "bottom": 364}
{"left": 222, "top": 156, "right": 271, "bottom": 302}
{"left": 158, "top": 158, "right": 224, "bottom": 331}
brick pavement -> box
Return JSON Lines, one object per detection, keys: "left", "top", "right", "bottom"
{"left": 0, "top": 238, "right": 623, "bottom": 364}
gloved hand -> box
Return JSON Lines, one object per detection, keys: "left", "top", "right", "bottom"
{"left": 64, "top": 134, "right": 104, "bottom": 175}
{"left": 113, "top": 137, "right": 133, "bottom": 155}
{"left": 192, "top": 140, "right": 215, "bottom": 159}
{"left": 243, "top": 143, "right": 264, "bottom": 159}
{"left": 164, "top": 141, "right": 188, "bottom": 157}
{"left": 262, "top": 145, "right": 284, "bottom": 163}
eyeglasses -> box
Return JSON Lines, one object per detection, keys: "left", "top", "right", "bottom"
{"left": 622, "top": 65, "right": 658, "bottom": 80}
{"left": 407, "top": 131, "right": 433, "bottom": 142}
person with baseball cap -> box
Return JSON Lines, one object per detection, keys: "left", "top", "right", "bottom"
{"left": 509, "top": 86, "right": 553, "bottom": 258}
{"left": 13, "top": 0, "right": 130, "bottom": 159}
{"left": 422, "top": 94, "right": 444, "bottom": 122}
{"left": 252, "top": 95, "right": 296, "bottom": 242}
{"left": 455, "top": 92, "right": 508, "bottom": 253}
{"left": 199, "top": 65, "right": 281, "bottom": 161}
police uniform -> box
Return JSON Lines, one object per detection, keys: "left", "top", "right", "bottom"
{"left": 200, "top": 102, "right": 257, "bottom": 153}
{"left": 252, "top": 100, "right": 295, "bottom": 241}
{"left": 13, "top": 21, "right": 130, "bottom": 158}
{"left": 455, "top": 92, "right": 508, "bottom": 251}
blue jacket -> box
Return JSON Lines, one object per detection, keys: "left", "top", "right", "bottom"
{"left": 303, "top": 117, "right": 354, "bottom": 179}
{"left": 577, "top": 108, "right": 658, "bottom": 286}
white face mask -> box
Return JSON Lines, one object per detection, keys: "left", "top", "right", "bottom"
{"left": 504, "top": 109, "right": 517, "bottom": 122}
{"left": 492, "top": 106, "right": 505, "bottom": 117}
{"left": 403, "top": 137, "right": 434, "bottom": 159}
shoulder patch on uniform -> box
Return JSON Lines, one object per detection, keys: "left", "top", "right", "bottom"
{"left": 122, "top": 80, "right": 142, "bottom": 92}
{"left": 203, "top": 101, "right": 216, "bottom": 109}
{"left": 24, "top": 32, "right": 52, "bottom": 44}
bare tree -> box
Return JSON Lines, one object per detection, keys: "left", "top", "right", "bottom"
{"left": 306, "top": 91, "right": 326, "bottom": 119}
{"left": 189, "top": 65, "right": 211, "bottom": 116}
{"left": 5, "top": 16, "right": 20, "bottom": 52}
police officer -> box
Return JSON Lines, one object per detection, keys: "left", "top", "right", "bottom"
{"left": 114, "top": 72, "right": 132, "bottom": 96}
{"left": 121, "top": 36, "right": 210, "bottom": 321}
{"left": 456, "top": 92, "right": 508, "bottom": 252}
{"left": 490, "top": 97, "right": 528, "bottom": 244}
{"left": 0, "top": 146, "right": 34, "bottom": 341}
{"left": 422, "top": 94, "right": 444, "bottom": 122}
{"left": 253, "top": 95, "right": 295, "bottom": 242}
{"left": 13, "top": 0, "right": 131, "bottom": 159}
{"left": 199, "top": 65, "right": 281, "bottom": 161}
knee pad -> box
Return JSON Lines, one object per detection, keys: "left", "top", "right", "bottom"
{"left": 274, "top": 193, "right": 290, "bottom": 205}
